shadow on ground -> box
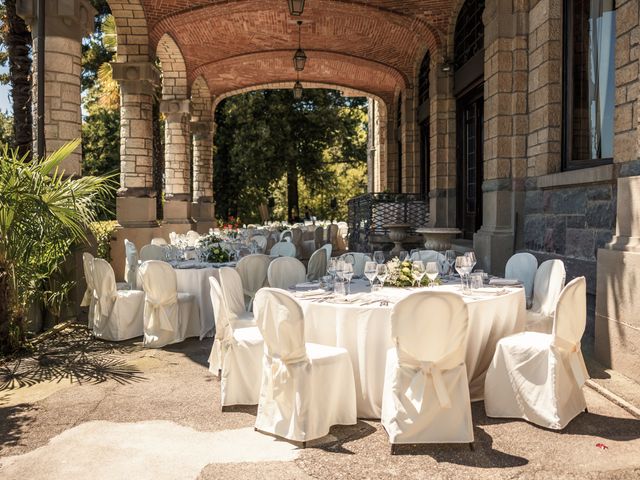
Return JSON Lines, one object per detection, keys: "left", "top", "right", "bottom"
{"left": 0, "top": 326, "right": 146, "bottom": 391}
{"left": 0, "top": 403, "right": 36, "bottom": 453}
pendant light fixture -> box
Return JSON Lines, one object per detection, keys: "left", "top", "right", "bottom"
{"left": 288, "top": 0, "right": 305, "bottom": 16}
{"left": 293, "top": 21, "right": 307, "bottom": 71}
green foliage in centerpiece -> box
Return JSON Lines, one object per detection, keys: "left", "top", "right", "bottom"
{"left": 384, "top": 258, "right": 442, "bottom": 287}
{"left": 197, "top": 233, "right": 230, "bottom": 263}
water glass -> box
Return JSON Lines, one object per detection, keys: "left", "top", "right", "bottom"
{"left": 327, "top": 258, "right": 338, "bottom": 278}
{"left": 445, "top": 250, "right": 456, "bottom": 278}
{"left": 334, "top": 278, "right": 347, "bottom": 296}
{"left": 469, "top": 273, "right": 484, "bottom": 290}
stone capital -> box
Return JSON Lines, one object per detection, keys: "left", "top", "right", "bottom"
{"left": 18, "top": 0, "right": 96, "bottom": 40}
{"left": 160, "top": 99, "right": 191, "bottom": 122}
{"left": 111, "top": 62, "right": 160, "bottom": 94}
{"left": 190, "top": 121, "right": 213, "bottom": 138}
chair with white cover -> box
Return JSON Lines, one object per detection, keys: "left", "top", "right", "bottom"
{"left": 526, "top": 259, "right": 566, "bottom": 333}
{"left": 320, "top": 243, "right": 332, "bottom": 263}
{"left": 81, "top": 252, "right": 97, "bottom": 329}
{"left": 291, "top": 227, "right": 305, "bottom": 258}
{"left": 339, "top": 252, "right": 372, "bottom": 278}
{"left": 253, "top": 288, "right": 357, "bottom": 445}
{"left": 209, "top": 271, "right": 263, "bottom": 407}
{"left": 267, "top": 257, "right": 306, "bottom": 289}
{"left": 139, "top": 244, "right": 167, "bottom": 262}
{"left": 269, "top": 241, "right": 297, "bottom": 258}
{"left": 91, "top": 258, "right": 145, "bottom": 341}
{"left": 484, "top": 276, "right": 589, "bottom": 430}
{"left": 251, "top": 235, "right": 267, "bottom": 253}
{"left": 410, "top": 250, "right": 445, "bottom": 264}
{"left": 381, "top": 291, "right": 473, "bottom": 451}
{"left": 280, "top": 229, "right": 293, "bottom": 242}
{"left": 218, "top": 267, "right": 256, "bottom": 325}
{"left": 505, "top": 252, "right": 538, "bottom": 307}
{"left": 151, "top": 237, "right": 168, "bottom": 246}
{"left": 314, "top": 226, "right": 325, "bottom": 250}
{"left": 306, "top": 248, "right": 327, "bottom": 281}
{"left": 124, "top": 239, "right": 139, "bottom": 289}
{"left": 138, "top": 260, "right": 201, "bottom": 348}
{"left": 236, "top": 254, "right": 271, "bottom": 309}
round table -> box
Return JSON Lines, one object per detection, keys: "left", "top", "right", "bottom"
{"left": 298, "top": 278, "right": 526, "bottom": 418}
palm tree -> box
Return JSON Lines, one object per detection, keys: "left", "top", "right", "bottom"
{"left": 0, "top": 140, "right": 114, "bottom": 353}
{"left": 1, "top": 0, "right": 32, "bottom": 160}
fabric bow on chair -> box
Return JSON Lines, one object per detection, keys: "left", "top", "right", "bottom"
{"left": 145, "top": 292, "right": 178, "bottom": 332}
{"left": 401, "top": 356, "right": 452, "bottom": 412}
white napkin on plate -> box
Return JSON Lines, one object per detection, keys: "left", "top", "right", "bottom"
{"left": 489, "top": 278, "right": 521, "bottom": 286}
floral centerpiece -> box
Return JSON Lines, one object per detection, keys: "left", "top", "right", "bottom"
{"left": 197, "top": 233, "right": 230, "bottom": 263}
{"left": 384, "top": 258, "right": 441, "bottom": 287}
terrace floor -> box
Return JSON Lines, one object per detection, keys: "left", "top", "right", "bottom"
{"left": 1, "top": 326, "right": 639, "bottom": 480}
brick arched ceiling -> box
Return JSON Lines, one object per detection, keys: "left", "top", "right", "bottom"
{"left": 136, "top": 0, "right": 455, "bottom": 98}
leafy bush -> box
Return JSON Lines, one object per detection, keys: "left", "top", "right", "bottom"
{"left": 0, "top": 140, "right": 114, "bottom": 353}
{"left": 89, "top": 220, "right": 118, "bottom": 261}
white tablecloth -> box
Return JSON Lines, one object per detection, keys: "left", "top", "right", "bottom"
{"left": 174, "top": 267, "right": 221, "bottom": 339}
{"left": 300, "top": 279, "right": 526, "bottom": 418}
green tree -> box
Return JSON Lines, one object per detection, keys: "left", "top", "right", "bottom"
{"left": 0, "top": 0, "right": 32, "bottom": 159}
{"left": 0, "top": 111, "right": 13, "bottom": 148}
{"left": 214, "top": 89, "right": 367, "bottom": 223}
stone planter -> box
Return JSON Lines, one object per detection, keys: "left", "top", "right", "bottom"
{"left": 384, "top": 223, "right": 411, "bottom": 257}
{"left": 415, "top": 227, "right": 461, "bottom": 251}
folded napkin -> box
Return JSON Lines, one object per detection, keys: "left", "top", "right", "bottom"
{"left": 294, "top": 281, "right": 321, "bottom": 291}
{"left": 489, "top": 278, "right": 521, "bottom": 286}
{"left": 294, "top": 289, "right": 329, "bottom": 298}
{"left": 471, "top": 287, "right": 507, "bottom": 296}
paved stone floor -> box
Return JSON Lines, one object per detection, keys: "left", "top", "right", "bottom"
{"left": 1, "top": 326, "right": 639, "bottom": 480}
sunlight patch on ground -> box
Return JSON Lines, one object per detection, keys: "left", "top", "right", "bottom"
{"left": 0, "top": 378, "right": 74, "bottom": 408}
{"left": 0, "top": 421, "right": 300, "bottom": 480}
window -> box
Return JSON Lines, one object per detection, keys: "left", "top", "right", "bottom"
{"left": 563, "top": 0, "right": 616, "bottom": 169}
{"left": 418, "top": 53, "right": 430, "bottom": 196}
{"left": 396, "top": 94, "right": 403, "bottom": 193}
{"left": 454, "top": 0, "right": 485, "bottom": 69}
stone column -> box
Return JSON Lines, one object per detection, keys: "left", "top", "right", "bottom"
{"left": 191, "top": 120, "right": 216, "bottom": 232}
{"left": 473, "top": 0, "right": 529, "bottom": 274}
{"left": 17, "top": 0, "right": 96, "bottom": 173}
{"left": 160, "top": 99, "right": 192, "bottom": 228}
{"left": 111, "top": 61, "right": 159, "bottom": 227}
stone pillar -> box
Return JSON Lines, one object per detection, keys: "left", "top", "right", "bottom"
{"left": 191, "top": 120, "right": 215, "bottom": 233}
{"left": 401, "top": 89, "right": 420, "bottom": 194}
{"left": 17, "top": 0, "right": 95, "bottom": 173}
{"left": 111, "top": 61, "right": 159, "bottom": 228}
{"left": 429, "top": 59, "right": 457, "bottom": 228}
{"left": 161, "top": 99, "right": 192, "bottom": 228}
{"left": 473, "top": 0, "right": 528, "bottom": 274}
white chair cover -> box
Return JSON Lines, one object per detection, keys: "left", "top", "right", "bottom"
{"left": 251, "top": 235, "right": 267, "bottom": 253}
{"left": 410, "top": 250, "right": 446, "bottom": 264}
{"left": 291, "top": 228, "right": 305, "bottom": 258}
{"left": 381, "top": 291, "right": 473, "bottom": 445}
{"left": 81, "top": 252, "right": 96, "bottom": 328}
{"left": 484, "top": 277, "right": 589, "bottom": 430}
{"left": 139, "top": 244, "right": 167, "bottom": 262}
{"left": 124, "top": 239, "right": 139, "bottom": 289}
{"left": 306, "top": 248, "right": 327, "bottom": 281}
{"left": 505, "top": 252, "right": 538, "bottom": 306}
{"left": 320, "top": 243, "right": 332, "bottom": 262}
{"left": 151, "top": 237, "right": 168, "bottom": 246}
{"left": 253, "top": 288, "right": 357, "bottom": 443}
{"left": 91, "top": 258, "right": 145, "bottom": 341}
{"left": 339, "top": 252, "right": 372, "bottom": 278}
{"left": 138, "top": 260, "right": 200, "bottom": 348}
{"left": 526, "top": 259, "right": 566, "bottom": 333}
{"left": 210, "top": 272, "right": 263, "bottom": 407}
{"left": 270, "top": 241, "right": 297, "bottom": 258}
{"left": 267, "top": 257, "right": 306, "bottom": 289}
{"left": 280, "top": 229, "right": 293, "bottom": 242}
{"left": 169, "top": 231, "right": 179, "bottom": 245}
{"left": 186, "top": 230, "right": 201, "bottom": 247}
{"left": 236, "top": 254, "right": 271, "bottom": 309}
{"left": 218, "top": 267, "right": 255, "bottom": 324}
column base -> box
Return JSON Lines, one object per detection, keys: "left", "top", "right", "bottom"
{"left": 595, "top": 248, "right": 640, "bottom": 384}
{"left": 116, "top": 196, "right": 158, "bottom": 228}
{"left": 192, "top": 201, "right": 216, "bottom": 233}
{"left": 473, "top": 227, "right": 514, "bottom": 276}
{"left": 163, "top": 199, "right": 192, "bottom": 224}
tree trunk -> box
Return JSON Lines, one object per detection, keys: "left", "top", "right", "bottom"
{"left": 287, "top": 156, "right": 299, "bottom": 223}
{"left": 5, "top": 0, "right": 32, "bottom": 160}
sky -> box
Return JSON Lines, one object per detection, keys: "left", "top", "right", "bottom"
{"left": 0, "top": 64, "right": 11, "bottom": 113}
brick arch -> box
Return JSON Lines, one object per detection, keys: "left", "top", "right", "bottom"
{"left": 191, "top": 75, "right": 212, "bottom": 121}
{"left": 196, "top": 50, "right": 404, "bottom": 102}
{"left": 106, "top": 0, "right": 150, "bottom": 62}
{"left": 211, "top": 81, "right": 389, "bottom": 114}
{"left": 156, "top": 33, "right": 188, "bottom": 99}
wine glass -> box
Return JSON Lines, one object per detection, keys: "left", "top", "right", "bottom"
{"left": 376, "top": 264, "right": 388, "bottom": 288}
{"left": 445, "top": 250, "right": 456, "bottom": 279}
{"left": 335, "top": 259, "right": 345, "bottom": 281}
{"left": 412, "top": 260, "right": 426, "bottom": 287}
{"left": 425, "top": 261, "right": 439, "bottom": 287}
{"left": 327, "top": 258, "right": 337, "bottom": 279}
{"left": 343, "top": 263, "right": 354, "bottom": 294}
{"left": 398, "top": 250, "right": 409, "bottom": 262}
{"left": 464, "top": 251, "right": 477, "bottom": 272}
{"left": 373, "top": 250, "right": 385, "bottom": 265}
{"left": 455, "top": 256, "right": 472, "bottom": 291}
{"left": 364, "top": 261, "right": 377, "bottom": 290}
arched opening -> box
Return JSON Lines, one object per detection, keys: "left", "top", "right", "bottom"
{"left": 454, "top": 0, "right": 485, "bottom": 240}
{"left": 395, "top": 93, "right": 403, "bottom": 193}
{"left": 417, "top": 52, "right": 431, "bottom": 197}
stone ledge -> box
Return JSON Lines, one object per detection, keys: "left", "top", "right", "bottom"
{"left": 537, "top": 164, "right": 614, "bottom": 189}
